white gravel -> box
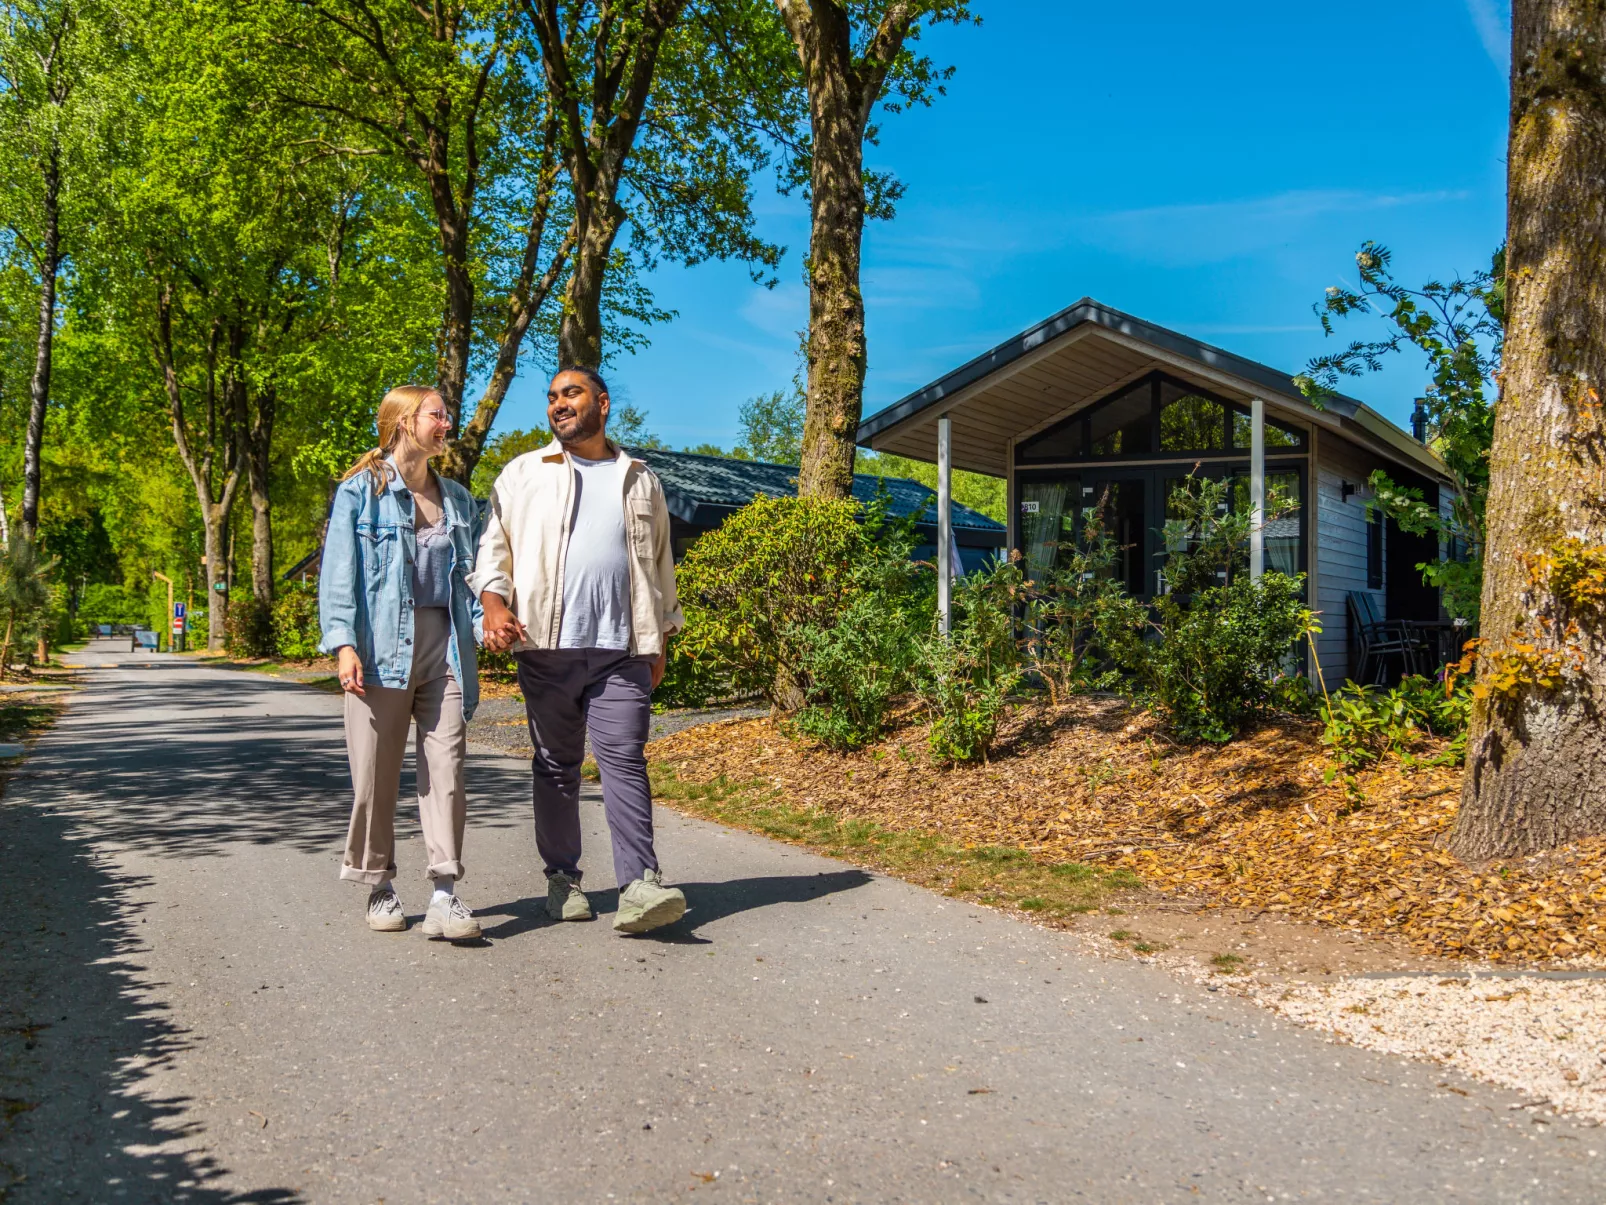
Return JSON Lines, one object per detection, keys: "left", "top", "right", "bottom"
{"left": 1235, "top": 973, "right": 1606, "bottom": 1123}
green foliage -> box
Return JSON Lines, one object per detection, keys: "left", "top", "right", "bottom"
{"left": 0, "top": 535, "right": 54, "bottom": 668}
{"left": 271, "top": 582, "right": 322, "bottom": 661}
{"left": 77, "top": 582, "right": 146, "bottom": 626}
{"left": 472, "top": 428, "right": 551, "bottom": 497}
{"left": 789, "top": 516, "right": 931, "bottom": 750}
{"left": 1103, "top": 476, "right": 1318, "bottom": 743}
{"left": 736, "top": 386, "right": 805, "bottom": 465}
{"left": 1017, "top": 511, "right": 1148, "bottom": 700}
{"left": 1298, "top": 242, "right": 1501, "bottom": 622}
{"left": 668, "top": 494, "right": 868, "bottom": 707}
{"left": 1320, "top": 673, "right": 1471, "bottom": 777}
{"left": 224, "top": 587, "right": 274, "bottom": 658}
{"left": 856, "top": 448, "right": 1006, "bottom": 524}
{"left": 916, "top": 561, "right": 1023, "bottom": 764}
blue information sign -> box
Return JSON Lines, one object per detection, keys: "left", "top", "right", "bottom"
{"left": 174, "top": 602, "right": 186, "bottom": 618}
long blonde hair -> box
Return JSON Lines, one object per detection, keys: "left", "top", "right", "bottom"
{"left": 341, "top": 385, "right": 442, "bottom": 494}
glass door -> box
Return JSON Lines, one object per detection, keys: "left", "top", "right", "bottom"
{"left": 1084, "top": 473, "right": 1149, "bottom": 598}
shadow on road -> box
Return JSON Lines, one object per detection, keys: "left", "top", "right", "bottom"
{"left": 0, "top": 775, "right": 301, "bottom": 1202}
{"left": 475, "top": 868, "right": 873, "bottom": 944}
{"left": 42, "top": 660, "right": 531, "bottom": 861}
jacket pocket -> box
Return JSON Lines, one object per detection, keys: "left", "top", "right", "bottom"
{"left": 355, "top": 521, "right": 399, "bottom": 576}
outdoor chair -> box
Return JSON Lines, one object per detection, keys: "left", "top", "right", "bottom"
{"left": 1347, "top": 591, "right": 1426, "bottom": 685}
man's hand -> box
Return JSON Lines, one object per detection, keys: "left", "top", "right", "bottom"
{"left": 650, "top": 651, "right": 666, "bottom": 691}
{"left": 336, "top": 646, "right": 365, "bottom": 696}
{"left": 480, "top": 591, "right": 527, "bottom": 652}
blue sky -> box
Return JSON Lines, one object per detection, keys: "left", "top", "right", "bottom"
{"left": 495, "top": 0, "right": 1511, "bottom": 455}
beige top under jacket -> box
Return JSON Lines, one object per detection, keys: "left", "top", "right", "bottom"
{"left": 468, "top": 442, "right": 684, "bottom": 659}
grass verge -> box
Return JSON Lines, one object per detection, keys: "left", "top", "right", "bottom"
{"left": 643, "top": 761, "right": 1142, "bottom": 919}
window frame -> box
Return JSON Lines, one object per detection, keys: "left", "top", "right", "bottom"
{"left": 1014, "top": 370, "right": 1308, "bottom": 465}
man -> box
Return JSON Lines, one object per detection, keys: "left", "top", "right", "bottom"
{"left": 470, "top": 366, "right": 688, "bottom": 933}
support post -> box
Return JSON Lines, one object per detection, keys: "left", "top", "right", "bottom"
{"left": 937, "top": 415, "right": 953, "bottom": 634}
{"left": 153, "top": 571, "right": 174, "bottom": 653}
{"left": 1249, "top": 397, "right": 1265, "bottom": 581}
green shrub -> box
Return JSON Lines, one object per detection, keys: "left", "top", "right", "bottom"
{"left": 272, "top": 582, "right": 323, "bottom": 661}
{"left": 225, "top": 587, "right": 275, "bottom": 658}
{"left": 1019, "top": 510, "right": 1148, "bottom": 700}
{"left": 669, "top": 495, "right": 869, "bottom": 708}
{"left": 916, "top": 560, "right": 1024, "bottom": 764}
{"left": 1321, "top": 673, "right": 1471, "bottom": 774}
{"left": 789, "top": 544, "right": 931, "bottom": 750}
{"left": 1101, "top": 475, "right": 1318, "bottom": 743}
{"left": 0, "top": 536, "right": 53, "bottom": 672}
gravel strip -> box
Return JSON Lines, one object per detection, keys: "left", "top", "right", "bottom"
{"left": 1243, "top": 973, "right": 1606, "bottom": 1123}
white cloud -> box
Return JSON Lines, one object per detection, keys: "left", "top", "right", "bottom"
{"left": 1465, "top": 0, "right": 1510, "bottom": 74}
{"left": 1081, "top": 188, "right": 1469, "bottom": 267}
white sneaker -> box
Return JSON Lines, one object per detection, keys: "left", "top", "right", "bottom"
{"left": 366, "top": 887, "right": 406, "bottom": 932}
{"left": 421, "top": 894, "right": 482, "bottom": 940}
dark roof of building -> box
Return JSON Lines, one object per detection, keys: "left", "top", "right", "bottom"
{"left": 856, "top": 297, "right": 1365, "bottom": 445}
{"left": 622, "top": 446, "right": 1005, "bottom": 539}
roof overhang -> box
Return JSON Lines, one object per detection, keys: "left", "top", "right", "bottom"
{"left": 856, "top": 298, "right": 1451, "bottom": 485}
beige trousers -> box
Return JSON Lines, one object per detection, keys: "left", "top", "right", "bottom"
{"left": 339, "top": 606, "right": 467, "bottom": 886}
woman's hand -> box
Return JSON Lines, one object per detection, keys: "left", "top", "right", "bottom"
{"left": 480, "top": 591, "right": 527, "bottom": 652}
{"left": 337, "top": 646, "right": 365, "bottom": 696}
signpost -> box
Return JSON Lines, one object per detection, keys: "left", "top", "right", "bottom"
{"left": 154, "top": 571, "right": 177, "bottom": 652}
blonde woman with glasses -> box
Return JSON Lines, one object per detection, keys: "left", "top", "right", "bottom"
{"left": 320, "top": 385, "right": 486, "bottom": 940}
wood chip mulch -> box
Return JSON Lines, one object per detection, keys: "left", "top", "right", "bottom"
{"left": 647, "top": 697, "right": 1606, "bottom": 965}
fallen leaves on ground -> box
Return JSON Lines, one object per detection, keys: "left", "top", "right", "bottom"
{"left": 647, "top": 697, "right": 1606, "bottom": 965}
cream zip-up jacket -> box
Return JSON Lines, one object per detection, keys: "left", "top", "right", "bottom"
{"left": 467, "top": 442, "right": 684, "bottom": 658}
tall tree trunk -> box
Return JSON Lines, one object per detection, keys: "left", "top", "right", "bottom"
{"left": 21, "top": 146, "right": 60, "bottom": 540}
{"left": 431, "top": 165, "right": 476, "bottom": 434}
{"left": 794, "top": 12, "right": 866, "bottom": 501}
{"left": 777, "top": 0, "right": 916, "bottom": 501}
{"left": 1449, "top": 0, "right": 1606, "bottom": 861}
{"left": 0, "top": 611, "right": 12, "bottom": 683}
{"left": 243, "top": 382, "right": 275, "bottom": 624}
{"left": 557, "top": 212, "right": 621, "bottom": 367}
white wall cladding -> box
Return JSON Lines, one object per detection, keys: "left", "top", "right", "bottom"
{"left": 1314, "top": 434, "right": 1390, "bottom": 683}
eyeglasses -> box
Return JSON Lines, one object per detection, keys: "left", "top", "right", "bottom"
{"left": 420, "top": 409, "right": 451, "bottom": 425}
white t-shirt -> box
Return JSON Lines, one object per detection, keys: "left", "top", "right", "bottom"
{"left": 557, "top": 454, "right": 633, "bottom": 651}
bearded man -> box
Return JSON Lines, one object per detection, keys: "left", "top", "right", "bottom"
{"left": 471, "top": 366, "right": 687, "bottom": 933}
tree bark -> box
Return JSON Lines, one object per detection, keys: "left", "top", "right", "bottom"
{"left": 21, "top": 145, "right": 60, "bottom": 541}
{"left": 777, "top": 1, "right": 914, "bottom": 501}
{"left": 1449, "top": 0, "right": 1606, "bottom": 860}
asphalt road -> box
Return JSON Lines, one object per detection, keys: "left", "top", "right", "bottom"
{"left": 1, "top": 638, "right": 1599, "bottom": 1203}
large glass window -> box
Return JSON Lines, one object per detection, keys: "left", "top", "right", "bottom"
{"left": 1087, "top": 382, "right": 1151, "bottom": 456}
{"left": 1160, "top": 387, "right": 1225, "bottom": 452}
{"left": 1019, "top": 477, "right": 1076, "bottom": 578}
{"left": 1232, "top": 410, "right": 1304, "bottom": 450}
{"left": 1017, "top": 373, "right": 1310, "bottom": 464}
{"left": 1231, "top": 469, "right": 1304, "bottom": 577}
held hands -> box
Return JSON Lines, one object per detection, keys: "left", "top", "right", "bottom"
{"left": 480, "top": 592, "right": 528, "bottom": 652}
{"left": 337, "top": 646, "right": 365, "bottom": 696}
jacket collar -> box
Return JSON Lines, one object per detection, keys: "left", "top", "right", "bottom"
{"left": 541, "top": 439, "right": 645, "bottom": 469}
{"left": 382, "top": 455, "right": 470, "bottom": 523}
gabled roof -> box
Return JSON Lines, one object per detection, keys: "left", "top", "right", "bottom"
{"left": 855, "top": 297, "right": 1450, "bottom": 484}
{"left": 623, "top": 446, "right": 1005, "bottom": 539}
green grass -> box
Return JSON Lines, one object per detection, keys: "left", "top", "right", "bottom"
{"left": 646, "top": 762, "right": 1142, "bottom": 920}
{"left": 1210, "top": 953, "right": 1246, "bottom": 971}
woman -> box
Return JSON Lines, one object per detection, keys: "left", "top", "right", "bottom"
{"left": 320, "top": 385, "right": 484, "bottom": 940}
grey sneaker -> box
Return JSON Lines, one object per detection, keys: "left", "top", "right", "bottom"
{"left": 366, "top": 887, "right": 406, "bottom": 932}
{"left": 546, "top": 871, "right": 593, "bottom": 921}
{"left": 420, "top": 894, "right": 481, "bottom": 940}
{"left": 614, "top": 869, "right": 687, "bottom": 934}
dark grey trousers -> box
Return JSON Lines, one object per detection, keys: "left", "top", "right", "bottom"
{"left": 514, "top": 648, "right": 658, "bottom": 888}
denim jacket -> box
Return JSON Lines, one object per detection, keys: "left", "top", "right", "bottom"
{"left": 319, "top": 459, "right": 484, "bottom": 719}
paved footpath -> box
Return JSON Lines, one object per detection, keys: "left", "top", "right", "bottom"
{"left": 1, "top": 639, "right": 1600, "bottom": 1203}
